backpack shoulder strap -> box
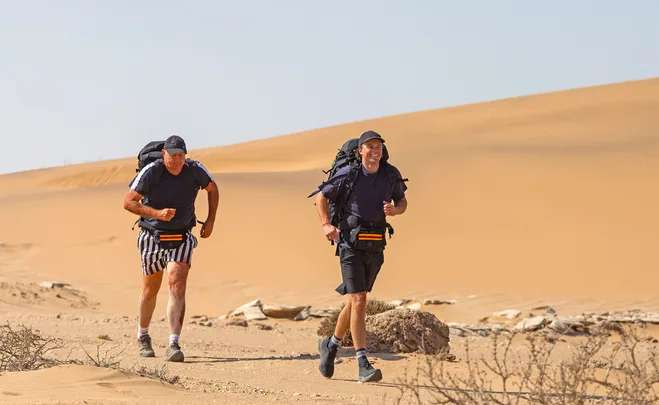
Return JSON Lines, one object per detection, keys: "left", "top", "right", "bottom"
{"left": 383, "top": 162, "right": 408, "bottom": 191}
{"left": 150, "top": 159, "right": 167, "bottom": 189}
{"left": 185, "top": 158, "right": 204, "bottom": 189}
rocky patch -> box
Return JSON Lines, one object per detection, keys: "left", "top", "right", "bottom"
{"left": 449, "top": 310, "right": 659, "bottom": 338}
{"left": 225, "top": 300, "right": 336, "bottom": 323}
{"left": 389, "top": 298, "right": 456, "bottom": 309}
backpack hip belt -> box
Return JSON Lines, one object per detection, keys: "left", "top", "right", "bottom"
{"left": 141, "top": 225, "right": 190, "bottom": 250}
{"left": 341, "top": 215, "right": 394, "bottom": 253}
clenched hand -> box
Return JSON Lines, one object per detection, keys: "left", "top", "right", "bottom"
{"left": 383, "top": 201, "right": 397, "bottom": 216}
{"left": 322, "top": 223, "right": 340, "bottom": 241}
{"left": 157, "top": 208, "right": 176, "bottom": 221}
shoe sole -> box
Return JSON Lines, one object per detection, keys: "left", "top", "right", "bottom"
{"left": 317, "top": 338, "right": 334, "bottom": 379}
{"left": 358, "top": 369, "right": 383, "bottom": 383}
{"left": 140, "top": 351, "right": 155, "bottom": 358}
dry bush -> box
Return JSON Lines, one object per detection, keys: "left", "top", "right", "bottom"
{"left": 0, "top": 322, "right": 63, "bottom": 372}
{"left": 78, "top": 342, "right": 126, "bottom": 369}
{"left": 78, "top": 343, "right": 181, "bottom": 386}
{"left": 0, "top": 321, "right": 181, "bottom": 387}
{"left": 317, "top": 298, "right": 396, "bottom": 347}
{"left": 366, "top": 309, "right": 451, "bottom": 355}
{"left": 390, "top": 325, "right": 659, "bottom": 405}
{"left": 133, "top": 364, "right": 182, "bottom": 386}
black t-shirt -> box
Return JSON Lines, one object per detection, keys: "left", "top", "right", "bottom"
{"left": 320, "top": 164, "right": 407, "bottom": 223}
{"left": 129, "top": 158, "right": 213, "bottom": 231}
{"left": 319, "top": 162, "right": 407, "bottom": 246}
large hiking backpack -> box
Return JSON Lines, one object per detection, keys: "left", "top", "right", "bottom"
{"left": 307, "top": 137, "right": 407, "bottom": 230}
{"left": 136, "top": 140, "right": 166, "bottom": 173}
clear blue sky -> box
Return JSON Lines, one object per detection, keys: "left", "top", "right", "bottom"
{"left": 1, "top": 0, "right": 657, "bottom": 174}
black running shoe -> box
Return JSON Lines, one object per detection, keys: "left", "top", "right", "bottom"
{"left": 358, "top": 358, "right": 382, "bottom": 383}
{"left": 318, "top": 338, "right": 338, "bottom": 378}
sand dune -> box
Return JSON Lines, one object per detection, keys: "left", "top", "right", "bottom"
{"left": 1, "top": 78, "right": 659, "bottom": 403}
{"left": 0, "top": 364, "right": 194, "bottom": 405}
{"left": 1, "top": 77, "right": 658, "bottom": 315}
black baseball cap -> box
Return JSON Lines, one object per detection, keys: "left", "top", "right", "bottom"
{"left": 359, "top": 130, "right": 385, "bottom": 146}
{"left": 163, "top": 135, "right": 187, "bottom": 154}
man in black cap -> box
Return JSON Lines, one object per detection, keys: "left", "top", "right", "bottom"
{"left": 123, "top": 135, "right": 219, "bottom": 362}
{"left": 315, "top": 130, "right": 408, "bottom": 382}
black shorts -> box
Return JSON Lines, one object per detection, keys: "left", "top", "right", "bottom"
{"left": 335, "top": 244, "right": 385, "bottom": 295}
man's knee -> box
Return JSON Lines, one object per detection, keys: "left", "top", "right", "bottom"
{"left": 142, "top": 285, "right": 159, "bottom": 300}
{"left": 141, "top": 273, "right": 162, "bottom": 299}
{"left": 350, "top": 292, "right": 367, "bottom": 312}
{"left": 168, "top": 262, "right": 190, "bottom": 296}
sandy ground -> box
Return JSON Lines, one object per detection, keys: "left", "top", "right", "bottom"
{"left": 1, "top": 77, "right": 659, "bottom": 404}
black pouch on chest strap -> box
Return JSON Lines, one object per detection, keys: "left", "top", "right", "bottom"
{"left": 154, "top": 230, "right": 186, "bottom": 249}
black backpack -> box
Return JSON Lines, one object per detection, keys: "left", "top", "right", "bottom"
{"left": 136, "top": 140, "right": 166, "bottom": 173}
{"left": 307, "top": 137, "right": 408, "bottom": 229}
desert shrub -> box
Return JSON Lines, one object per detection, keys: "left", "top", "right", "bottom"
{"left": 0, "top": 322, "right": 63, "bottom": 372}
{"left": 78, "top": 342, "right": 125, "bottom": 369}
{"left": 317, "top": 298, "right": 397, "bottom": 347}
{"left": 365, "top": 309, "right": 451, "bottom": 355}
{"left": 390, "top": 325, "right": 659, "bottom": 405}
{"left": 133, "top": 364, "right": 182, "bottom": 386}
{"left": 0, "top": 321, "right": 181, "bottom": 387}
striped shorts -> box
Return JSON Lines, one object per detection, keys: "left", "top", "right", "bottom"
{"left": 137, "top": 229, "right": 198, "bottom": 275}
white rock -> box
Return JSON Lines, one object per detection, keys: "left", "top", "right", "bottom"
{"left": 308, "top": 307, "right": 335, "bottom": 318}
{"left": 389, "top": 299, "right": 411, "bottom": 307}
{"left": 514, "top": 316, "right": 548, "bottom": 332}
{"left": 229, "top": 299, "right": 267, "bottom": 320}
{"left": 40, "top": 281, "right": 71, "bottom": 289}
{"left": 245, "top": 307, "right": 267, "bottom": 321}
{"left": 449, "top": 327, "right": 466, "bottom": 337}
{"left": 407, "top": 302, "right": 422, "bottom": 311}
{"left": 492, "top": 310, "right": 522, "bottom": 319}
{"left": 294, "top": 306, "right": 311, "bottom": 321}
{"left": 640, "top": 313, "right": 659, "bottom": 324}
{"left": 229, "top": 299, "right": 260, "bottom": 316}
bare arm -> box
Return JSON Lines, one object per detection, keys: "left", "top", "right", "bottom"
{"left": 383, "top": 196, "right": 408, "bottom": 217}
{"left": 199, "top": 181, "right": 219, "bottom": 238}
{"left": 204, "top": 181, "right": 219, "bottom": 222}
{"left": 123, "top": 190, "right": 173, "bottom": 221}
{"left": 315, "top": 192, "right": 331, "bottom": 225}
{"left": 394, "top": 197, "right": 407, "bottom": 215}
{"left": 316, "top": 192, "right": 339, "bottom": 241}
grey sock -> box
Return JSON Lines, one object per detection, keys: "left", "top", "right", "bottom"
{"left": 328, "top": 335, "right": 342, "bottom": 350}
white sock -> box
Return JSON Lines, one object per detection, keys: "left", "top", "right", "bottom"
{"left": 169, "top": 334, "right": 179, "bottom": 344}
{"left": 137, "top": 326, "right": 149, "bottom": 339}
